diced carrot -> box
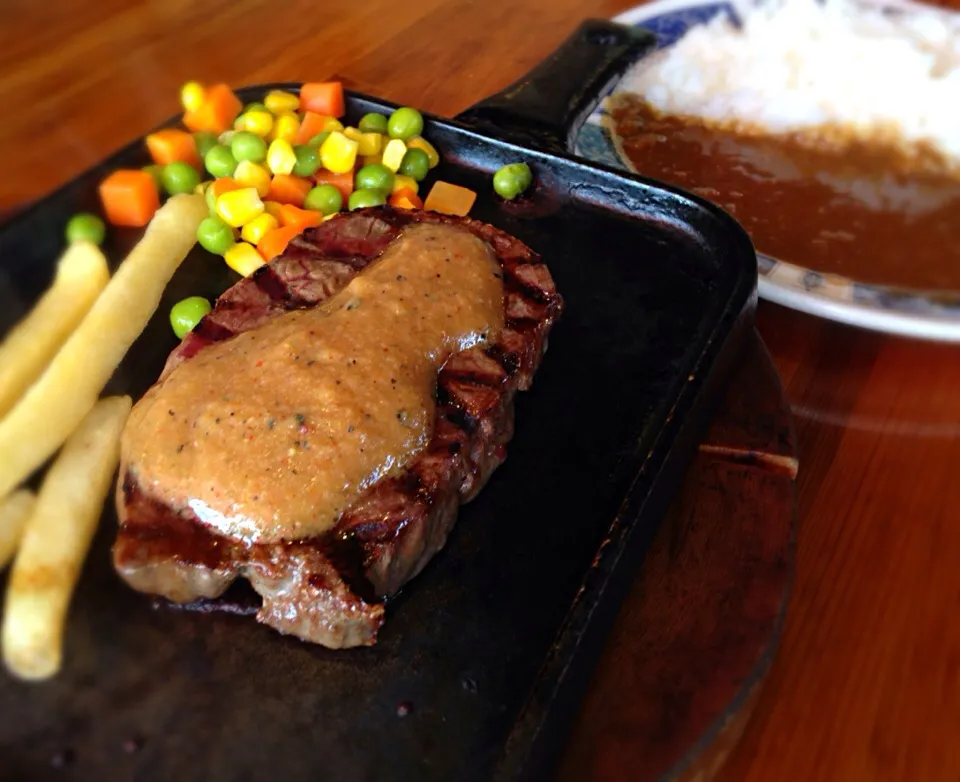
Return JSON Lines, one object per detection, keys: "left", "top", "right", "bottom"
{"left": 312, "top": 169, "right": 354, "bottom": 201}
{"left": 257, "top": 224, "right": 302, "bottom": 261}
{"left": 423, "top": 181, "right": 476, "bottom": 216}
{"left": 267, "top": 174, "right": 312, "bottom": 207}
{"left": 209, "top": 177, "right": 241, "bottom": 200}
{"left": 98, "top": 169, "right": 160, "bottom": 227}
{"left": 278, "top": 204, "right": 323, "bottom": 229}
{"left": 145, "top": 128, "right": 201, "bottom": 168}
{"left": 296, "top": 111, "right": 331, "bottom": 145}
{"left": 183, "top": 83, "right": 242, "bottom": 134}
{"left": 300, "top": 82, "right": 345, "bottom": 118}
{"left": 389, "top": 187, "right": 423, "bottom": 210}
{"left": 391, "top": 195, "right": 419, "bottom": 210}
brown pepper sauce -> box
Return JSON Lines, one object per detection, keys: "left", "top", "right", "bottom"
{"left": 121, "top": 223, "right": 504, "bottom": 545}
{"left": 610, "top": 94, "right": 960, "bottom": 290}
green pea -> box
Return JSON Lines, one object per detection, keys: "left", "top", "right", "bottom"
{"left": 196, "top": 215, "right": 236, "bottom": 256}
{"left": 493, "top": 162, "right": 533, "bottom": 200}
{"left": 161, "top": 161, "right": 201, "bottom": 196}
{"left": 348, "top": 188, "right": 387, "bottom": 211}
{"left": 65, "top": 213, "right": 106, "bottom": 246}
{"left": 230, "top": 131, "right": 267, "bottom": 164}
{"left": 354, "top": 163, "right": 394, "bottom": 193}
{"left": 193, "top": 131, "right": 219, "bottom": 158}
{"left": 398, "top": 148, "right": 430, "bottom": 182}
{"left": 204, "top": 144, "right": 237, "bottom": 178}
{"left": 293, "top": 144, "right": 320, "bottom": 177}
{"left": 309, "top": 131, "right": 331, "bottom": 147}
{"left": 358, "top": 113, "right": 389, "bottom": 134}
{"left": 205, "top": 185, "right": 218, "bottom": 214}
{"left": 143, "top": 164, "right": 165, "bottom": 190}
{"left": 170, "top": 296, "right": 213, "bottom": 340}
{"left": 244, "top": 102, "right": 267, "bottom": 114}
{"left": 387, "top": 107, "right": 424, "bottom": 140}
{"left": 304, "top": 184, "right": 343, "bottom": 216}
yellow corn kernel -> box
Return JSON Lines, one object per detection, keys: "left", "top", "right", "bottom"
{"left": 233, "top": 160, "right": 272, "bottom": 198}
{"left": 361, "top": 153, "right": 382, "bottom": 167}
{"left": 224, "top": 242, "right": 266, "bottom": 277}
{"left": 180, "top": 81, "right": 205, "bottom": 113}
{"left": 322, "top": 117, "right": 345, "bottom": 133}
{"left": 343, "top": 126, "right": 363, "bottom": 143}
{"left": 239, "top": 110, "right": 274, "bottom": 137}
{"left": 322, "top": 212, "right": 338, "bottom": 221}
{"left": 263, "top": 200, "right": 284, "bottom": 219}
{"left": 264, "top": 90, "right": 300, "bottom": 114}
{"left": 319, "top": 132, "right": 359, "bottom": 175}
{"left": 381, "top": 139, "right": 407, "bottom": 172}
{"left": 358, "top": 132, "right": 383, "bottom": 157}
{"left": 241, "top": 213, "right": 279, "bottom": 244}
{"left": 266, "top": 139, "right": 297, "bottom": 175}
{"left": 216, "top": 187, "right": 265, "bottom": 227}
{"left": 194, "top": 180, "right": 209, "bottom": 195}
{"left": 271, "top": 111, "right": 300, "bottom": 143}
{"left": 406, "top": 136, "right": 440, "bottom": 168}
{"left": 392, "top": 174, "right": 419, "bottom": 195}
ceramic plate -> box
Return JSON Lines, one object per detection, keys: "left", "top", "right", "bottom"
{"left": 575, "top": 0, "right": 960, "bottom": 341}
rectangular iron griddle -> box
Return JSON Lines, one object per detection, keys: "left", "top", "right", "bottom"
{"left": 0, "top": 20, "right": 757, "bottom": 782}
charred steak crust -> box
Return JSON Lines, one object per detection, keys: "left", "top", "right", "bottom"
{"left": 113, "top": 206, "right": 563, "bottom": 648}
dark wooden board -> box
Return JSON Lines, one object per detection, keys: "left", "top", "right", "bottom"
{"left": 558, "top": 332, "right": 797, "bottom": 781}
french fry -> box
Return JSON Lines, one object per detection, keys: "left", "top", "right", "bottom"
{"left": 0, "top": 193, "right": 206, "bottom": 500}
{"left": 0, "top": 489, "right": 36, "bottom": 571}
{"left": 0, "top": 242, "right": 110, "bottom": 419}
{"left": 2, "top": 396, "right": 131, "bottom": 681}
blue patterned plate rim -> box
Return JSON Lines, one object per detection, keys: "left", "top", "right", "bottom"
{"left": 574, "top": 0, "right": 960, "bottom": 342}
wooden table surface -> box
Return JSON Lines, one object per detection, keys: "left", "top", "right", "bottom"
{"left": 3, "top": 2, "right": 960, "bottom": 779}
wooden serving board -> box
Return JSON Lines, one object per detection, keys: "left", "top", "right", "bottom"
{"left": 557, "top": 330, "right": 798, "bottom": 781}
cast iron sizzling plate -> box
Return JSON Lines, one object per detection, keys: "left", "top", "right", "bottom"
{"left": 0, "top": 21, "right": 757, "bottom": 782}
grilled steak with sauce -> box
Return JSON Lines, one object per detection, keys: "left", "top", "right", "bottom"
{"left": 113, "top": 206, "right": 563, "bottom": 648}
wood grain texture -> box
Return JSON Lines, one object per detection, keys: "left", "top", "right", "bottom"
{"left": 3, "top": 1, "right": 959, "bottom": 780}
{"left": 717, "top": 305, "right": 960, "bottom": 782}
{"left": 558, "top": 333, "right": 795, "bottom": 782}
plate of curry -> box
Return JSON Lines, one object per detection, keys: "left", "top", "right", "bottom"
{"left": 575, "top": 0, "right": 960, "bottom": 341}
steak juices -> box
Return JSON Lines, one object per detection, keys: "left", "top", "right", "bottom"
{"left": 113, "top": 207, "right": 563, "bottom": 648}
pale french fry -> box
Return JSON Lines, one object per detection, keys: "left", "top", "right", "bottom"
{"left": 0, "top": 242, "right": 110, "bottom": 419}
{"left": 0, "top": 489, "right": 36, "bottom": 571}
{"left": 2, "top": 396, "right": 131, "bottom": 681}
{"left": 0, "top": 193, "right": 206, "bottom": 500}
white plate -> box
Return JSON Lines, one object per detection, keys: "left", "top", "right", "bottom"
{"left": 573, "top": 0, "right": 960, "bottom": 341}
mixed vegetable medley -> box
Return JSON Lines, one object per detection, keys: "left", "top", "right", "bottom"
{"left": 64, "top": 80, "right": 534, "bottom": 337}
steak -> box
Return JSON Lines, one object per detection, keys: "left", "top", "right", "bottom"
{"left": 113, "top": 206, "right": 563, "bottom": 648}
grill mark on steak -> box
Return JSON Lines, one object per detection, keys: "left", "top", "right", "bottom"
{"left": 114, "top": 206, "right": 562, "bottom": 648}
{"left": 118, "top": 480, "right": 243, "bottom": 571}
{"left": 192, "top": 319, "right": 234, "bottom": 344}
{"left": 251, "top": 264, "right": 294, "bottom": 303}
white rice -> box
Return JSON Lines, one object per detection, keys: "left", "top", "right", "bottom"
{"left": 618, "top": 0, "right": 960, "bottom": 163}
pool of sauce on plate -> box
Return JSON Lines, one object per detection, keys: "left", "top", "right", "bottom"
{"left": 610, "top": 94, "right": 960, "bottom": 290}
{"left": 122, "top": 223, "right": 504, "bottom": 544}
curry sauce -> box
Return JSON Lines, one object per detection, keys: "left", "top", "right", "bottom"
{"left": 122, "top": 223, "right": 504, "bottom": 544}
{"left": 610, "top": 95, "right": 960, "bottom": 290}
